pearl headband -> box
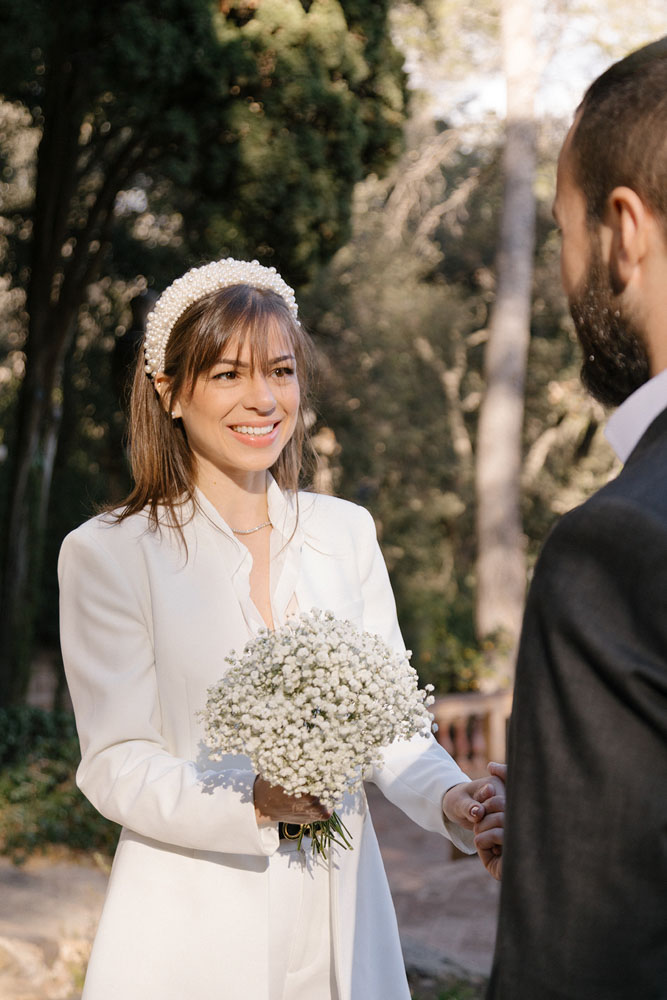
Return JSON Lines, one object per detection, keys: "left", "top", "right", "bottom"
{"left": 143, "top": 257, "right": 299, "bottom": 378}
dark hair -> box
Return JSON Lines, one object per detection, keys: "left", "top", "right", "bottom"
{"left": 113, "top": 283, "right": 316, "bottom": 532}
{"left": 570, "top": 36, "right": 667, "bottom": 234}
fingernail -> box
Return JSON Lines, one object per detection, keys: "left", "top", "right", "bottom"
{"left": 471, "top": 805, "right": 482, "bottom": 818}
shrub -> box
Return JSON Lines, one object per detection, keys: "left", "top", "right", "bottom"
{"left": 0, "top": 705, "right": 119, "bottom": 863}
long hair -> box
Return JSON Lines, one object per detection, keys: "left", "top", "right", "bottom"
{"left": 571, "top": 36, "right": 667, "bottom": 235}
{"left": 113, "top": 283, "right": 316, "bottom": 532}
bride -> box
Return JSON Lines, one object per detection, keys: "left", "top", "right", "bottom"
{"left": 59, "top": 257, "right": 504, "bottom": 1000}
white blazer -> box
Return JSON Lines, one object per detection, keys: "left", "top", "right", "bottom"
{"left": 58, "top": 488, "right": 474, "bottom": 1000}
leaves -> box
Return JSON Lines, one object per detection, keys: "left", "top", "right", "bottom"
{"left": 0, "top": 707, "right": 119, "bottom": 862}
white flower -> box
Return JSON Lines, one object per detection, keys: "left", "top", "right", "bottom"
{"left": 197, "top": 609, "right": 435, "bottom": 813}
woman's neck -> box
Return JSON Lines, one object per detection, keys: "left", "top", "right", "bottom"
{"left": 195, "top": 465, "right": 270, "bottom": 531}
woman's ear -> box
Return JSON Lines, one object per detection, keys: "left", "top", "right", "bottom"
{"left": 154, "top": 374, "right": 181, "bottom": 419}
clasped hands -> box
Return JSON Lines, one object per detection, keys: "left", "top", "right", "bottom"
{"left": 441, "top": 762, "right": 506, "bottom": 880}
{"left": 254, "top": 763, "right": 507, "bottom": 881}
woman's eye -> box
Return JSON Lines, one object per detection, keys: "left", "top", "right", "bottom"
{"left": 212, "top": 370, "right": 238, "bottom": 381}
{"left": 272, "top": 366, "right": 295, "bottom": 378}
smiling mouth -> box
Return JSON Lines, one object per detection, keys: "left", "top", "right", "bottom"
{"left": 231, "top": 423, "right": 277, "bottom": 437}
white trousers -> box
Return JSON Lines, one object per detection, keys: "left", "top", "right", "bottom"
{"left": 268, "top": 838, "right": 339, "bottom": 1000}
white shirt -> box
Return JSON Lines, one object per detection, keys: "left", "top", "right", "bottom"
{"left": 605, "top": 368, "right": 667, "bottom": 462}
{"left": 194, "top": 475, "right": 301, "bottom": 633}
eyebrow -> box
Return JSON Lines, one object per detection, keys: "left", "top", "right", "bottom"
{"left": 216, "top": 354, "right": 296, "bottom": 368}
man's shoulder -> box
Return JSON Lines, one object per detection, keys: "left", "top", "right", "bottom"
{"left": 590, "top": 429, "right": 667, "bottom": 520}
{"left": 538, "top": 455, "right": 667, "bottom": 586}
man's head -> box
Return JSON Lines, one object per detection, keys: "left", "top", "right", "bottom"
{"left": 554, "top": 36, "right": 667, "bottom": 405}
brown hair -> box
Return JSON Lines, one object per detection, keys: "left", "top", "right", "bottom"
{"left": 570, "top": 36, "right": 667, "bottom": 235}
{"left": 113, "top": 283, "right": 316, "bottom": 532}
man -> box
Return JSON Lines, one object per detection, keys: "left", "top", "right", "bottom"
{"left": 487, "top": 38, "right": 667, "bottom": 1000}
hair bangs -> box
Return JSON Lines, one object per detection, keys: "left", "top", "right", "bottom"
{"left": 166, "top": 285, "right": 302, "bottom": 398}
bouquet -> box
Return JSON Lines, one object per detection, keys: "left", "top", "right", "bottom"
{"left": 199, "top": 609, "right": 436, "bottom": 856}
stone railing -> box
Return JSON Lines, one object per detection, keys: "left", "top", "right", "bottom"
{"left": 432, "top": 689, "right": 513, "bottom": 777}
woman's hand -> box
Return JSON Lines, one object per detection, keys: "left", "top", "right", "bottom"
{"left": 442, "top": 771, "right": 504, "bottom": 830}
{"left": 253, "top": 776, "right": 332, "bottom": 826}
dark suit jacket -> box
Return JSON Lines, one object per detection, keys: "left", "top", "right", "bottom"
{"left": 488, "top": 406, "right": 667, "bottom": 1000}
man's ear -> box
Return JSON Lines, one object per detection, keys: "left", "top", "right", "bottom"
{"left": 154, "top": 374, "right": 181, "bottom": 419}
{"left": 604, "top": 186, "right": 649, "bottom": 294}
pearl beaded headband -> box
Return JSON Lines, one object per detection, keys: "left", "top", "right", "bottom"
{"left": 143, "top": 257, "right": 299, "bottom": 378}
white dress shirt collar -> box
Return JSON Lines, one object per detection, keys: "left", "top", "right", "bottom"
{"left": 605, "top": 368, "right": 667, "bottom": 462}
{"left": 193, "top": 474, "right": 303, "bottom": 631}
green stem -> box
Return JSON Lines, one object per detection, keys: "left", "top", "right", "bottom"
{"left": 297, "top": 812, "right": 353, "bottom": 858}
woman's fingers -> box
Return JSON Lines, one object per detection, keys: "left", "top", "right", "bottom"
{"left": 253, "top": 776, "right": 331, "bottom": 823}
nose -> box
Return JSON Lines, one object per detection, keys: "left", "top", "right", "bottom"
{"left": 244, "top": 372, "right": 276, "bottom": 412}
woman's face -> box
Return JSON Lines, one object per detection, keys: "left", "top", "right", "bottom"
{"left": 170, "top": 327, "right": 301, "bottom": 487}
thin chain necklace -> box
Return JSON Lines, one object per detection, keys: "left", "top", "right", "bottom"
{"left": 231, "top": 520, "right": 272, "bottom": 535}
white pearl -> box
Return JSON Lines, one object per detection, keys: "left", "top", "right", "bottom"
{"left": 143, "top": 258, "right": 299, "bottom": 378}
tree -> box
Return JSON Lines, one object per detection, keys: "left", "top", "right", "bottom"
{"left": 473, "top": 0, "right": 537, "bottom": 671}
{"left": 0, "top": 0, "right": 407, "bottom": 704}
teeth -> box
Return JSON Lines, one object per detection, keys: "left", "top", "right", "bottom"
{"left": 232, "top": 424, "right": 276, "bottom": 436}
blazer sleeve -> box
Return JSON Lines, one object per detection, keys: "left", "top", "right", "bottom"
{"left": 58, "top": 523, "right": 278, "bottom": 857}
{"left": 351, "top": 505, "right": 476, "bottom": 853}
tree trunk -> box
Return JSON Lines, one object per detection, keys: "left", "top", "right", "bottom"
{"left": 0, "top": 312, "right": 72, "bottom": 704}
{"left": 474, "top": 0, "right": 537, "bottom": 679}
{"left": 0, "top": 51, "right": 138, "bottom": 704}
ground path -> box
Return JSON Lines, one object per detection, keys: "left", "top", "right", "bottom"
{"left": 0, "top": 785, "right": 498, "bottom": 998}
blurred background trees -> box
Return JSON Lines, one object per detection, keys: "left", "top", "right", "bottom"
{"left": 0, "top": 0, "right": 665, "bottom": 705}
{"left": 0, "top": 0, "right": 407, "bottom": 702}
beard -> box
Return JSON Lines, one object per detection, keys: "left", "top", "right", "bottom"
{"left": 568, "top": 240, "right": 651, "bottom": 407}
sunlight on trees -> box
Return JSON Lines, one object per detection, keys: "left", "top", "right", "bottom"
{"left": 0, "top": 0, "right": 664, "bottom": 699}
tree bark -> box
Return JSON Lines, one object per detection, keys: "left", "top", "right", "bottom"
{"left": 474, "top": 0, "right": 537, "bottom": 675}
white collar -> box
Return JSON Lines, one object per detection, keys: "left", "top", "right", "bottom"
{"left": 605, "top": 368, "right": 667, "bottom": 462}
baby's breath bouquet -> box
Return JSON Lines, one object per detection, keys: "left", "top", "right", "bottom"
{"left": 199, "top": 609, "right": 436, "bottom": 856}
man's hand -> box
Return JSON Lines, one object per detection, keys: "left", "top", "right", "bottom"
{"left": 473, "top": 762, "right": 506, "bottom": 880}
{"left": 253, "top": 776, "right": 332, "bottom": 826}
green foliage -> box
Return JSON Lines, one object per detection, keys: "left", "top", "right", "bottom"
{"left": 191, "top": 0, "right": 408, "bottom": 284}
{"left": 0, "top": 755, "right": 118, "bottom": 863}
{"left": 0, "top": 0, "right": 408, "bottom": 692}
{"left": 304, "top": 139, "right": 490, "bottom": 688}
{"left": 0, "top": 706, "right": 119, "bottom": 863}
{"left": 0, "top": 0, "right": 407, "bottom": 287}
{"left": 306, "top": 119, "right": 616, "bottom": 690}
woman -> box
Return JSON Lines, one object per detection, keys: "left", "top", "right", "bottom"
{"left": 59, "top": 258, "right": 503, "bottom": 1000}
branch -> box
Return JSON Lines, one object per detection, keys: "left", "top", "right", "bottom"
{"left": 412, "top": 168, "right": 480, "bottom": 250}
{"left": 60, "top": 132, "right": 145, "bottom": 311}
{"left": 384, "top": 129, "right": 461, "bottom": 243}
{"left": 414, "top": 335, "right": 473, "bottom": 466}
